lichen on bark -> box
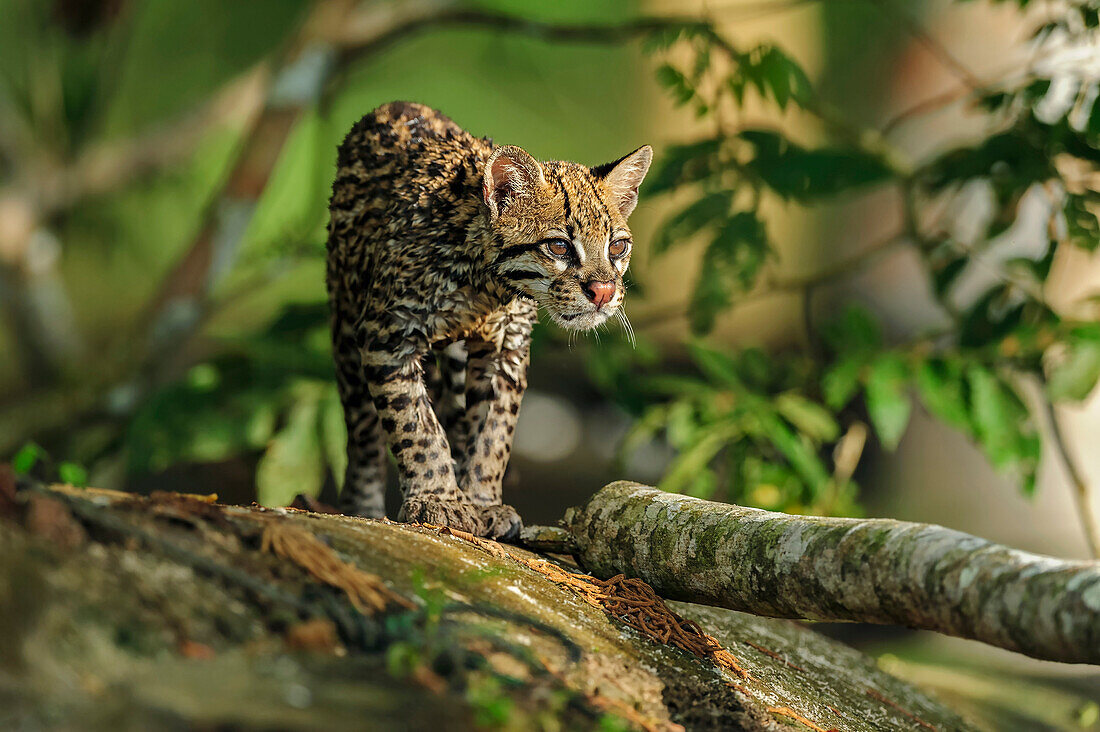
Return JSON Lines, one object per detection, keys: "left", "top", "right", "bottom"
{"left": 565, "top": 482, "right": 1100, "bottom": 665}
{"left": 1, "top": 483, "right": 981, "bottom": 731}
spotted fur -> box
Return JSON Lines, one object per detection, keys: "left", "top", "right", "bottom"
{"left": 326, "top": 101, "right": 651, "bottom": 538}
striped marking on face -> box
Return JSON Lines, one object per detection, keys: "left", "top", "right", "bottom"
{"left": 554, "top": 165, "right": 621, "bottom": 268}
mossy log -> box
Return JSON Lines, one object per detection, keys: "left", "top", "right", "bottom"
{"left": 564, "top": 482, "right": 1100, "bottom": 665}
{"left": 0, "top": 480, "right": 982, "bottom": 731}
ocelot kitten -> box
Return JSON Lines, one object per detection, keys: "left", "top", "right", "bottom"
{"left": 326, "top": 101, "right": 651, "bottom": 539}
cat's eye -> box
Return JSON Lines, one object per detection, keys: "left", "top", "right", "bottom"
{"left": 609, "top": 238, "right": 630, "bottom": 257}
{"left": 544, "top": 239, "right": 572, "bottom": 257}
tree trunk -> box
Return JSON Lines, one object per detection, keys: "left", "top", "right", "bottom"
{"left": 1, "top": 478, "right": 982, "bottom": 731}
{"left": 564, "top": 482, "right": 1100, "bottom": 665}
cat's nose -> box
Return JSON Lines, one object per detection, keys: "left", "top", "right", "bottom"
{"left": 582, "top": 280, "right": 616, "bottom": 308}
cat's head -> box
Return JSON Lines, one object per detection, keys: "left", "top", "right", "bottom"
{"left": 483, "top": 144, "right": 652, "bottom": 331}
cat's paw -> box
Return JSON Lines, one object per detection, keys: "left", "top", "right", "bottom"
{"left": 476, "top": 503, "right": 523, "bottom": 542}
{"left": 399, "top": 498, "right": 480, "bottom": 531}
{"left": 398, "top": 498, "right": 522, "bottom": 541}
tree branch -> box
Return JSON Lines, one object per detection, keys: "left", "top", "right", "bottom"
{"left": 565, "top": 482, "right": 1100, "bottom": 664}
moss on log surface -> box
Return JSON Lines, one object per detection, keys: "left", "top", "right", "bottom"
{"left": 566, "top": 482, "right": 1100, "bottom": 665}
{"left": 0, "top": 482, "right": 982, "bottom": 731}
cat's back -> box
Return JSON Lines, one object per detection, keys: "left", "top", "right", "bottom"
{"left": 332, "top": 101, "right": 491, "bottom": 214}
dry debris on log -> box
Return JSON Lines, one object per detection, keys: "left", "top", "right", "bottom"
{"left": 0, "top": 479, "right": 983, "bottom": 731}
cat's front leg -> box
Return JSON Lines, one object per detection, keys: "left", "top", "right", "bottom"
{"left": 364, "top": 350, "right": 518, "bottom": 539}
{"left": 454, "top": 306, "right": 534, "bottom": 539}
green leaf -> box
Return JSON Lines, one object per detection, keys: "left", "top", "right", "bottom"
{"left": 775, "top": 392, "right": 839, "bottom": 443}
{"left": 740, "top": 45, "right": 813, "bottom": 110}
{"left": 691, "top": 44, "right": 712, "bottom": 82}
{"left": 739, "top": 456, "right": 802, "bottom": 507}
{"left": 930, "top": 250, "right": 969, "bottom": 299}
{"left": 659, "top": 423, "right": 738, "bottom": 494}
{"left": 967, "top": 366, "right": 1040, "bottom": 491}
{"left": 643, "top": 25, "right": 687, "bottom": 52}
{"left": 1065, "top": 193, "right": 1100, "bottom": 252}
{"left": 652, "top": 190, "right": 733, "bottom": 254}
{"left": 1047, "top": 338, "right": 1100, "bottom": 402}
{"left": 12, "top": 442, "right": 45, "bottom": 475}
{"left": 735, "top": 348, "right": 776, "bottom": 391}
{"left": 245, "top": 401, "right": 278, "bottom": 448}
{"left": 689, "top": 211, "right": 770, "bottom": 333}
{"left": 665, "top": 399, "right": 701, "bottom": 449}
{"left": 923, "top": 127, "right": 1051, "bottom": 193}
{"left": 916, "top": 357, "right": 972, "bottom": 433}
{"left": 753, "top": 411, "right": 831, "bottom": 492}
{"left": 738, "top": 130, "right": 892, "bottom": 201}
{"left": 690, "top": 263, "right": 730, "bottom": 336}
{"left": 58, "top": 462, "right": 88, "bottom": 487}
{"left": 655, "top": 63, "right": 695, "bottom": 106}
{"left": 822, "top": 356, "right": 863, "bottom": 410}
{"left": 958, "top": 285, "right": 1026, "bottom": 348}
{"left": 688, "top": 341, "right": 744, "bottom": 390}
{"left": 645, "top": 138, "right": 722, "bottom": 196}
{"left": 255, "top": 382, "right": 326, "bottom": 507}
{"left": 865, "top": 354, "right": 912, "bottom": 450}
{"left": 822, "top": 305, "right": 882, "bottom": 354}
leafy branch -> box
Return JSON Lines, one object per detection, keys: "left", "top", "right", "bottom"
{"left": 599, "top": 0, "right": 1100, "bottom": 554}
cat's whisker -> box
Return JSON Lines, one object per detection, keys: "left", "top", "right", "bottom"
{"left": 617, "top": 310, "right": 637, "bottom": 349}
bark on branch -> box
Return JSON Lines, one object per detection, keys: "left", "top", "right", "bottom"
{"left": 563, "top": 482, "right": 1100, "bottom": 665}
{"left": 2, "top": 479, "right": 985, "bottom": 731}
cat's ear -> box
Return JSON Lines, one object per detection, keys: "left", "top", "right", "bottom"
{"left": 591, "top": 145, "right": 653, "bottom": 218}
{"left": 483, "top": 145, "right": 545, "bottom": 218}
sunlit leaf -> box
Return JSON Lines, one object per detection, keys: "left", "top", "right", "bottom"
{"left": 665, "top": 399, "right": 701, "bottom": 449}
{"left": 967, "top": 366, "right": 1040, "bottom": 492}
{"left": 659, "top": 423, "right": 738, "bottom": 494}
{"left": 255, "top": 382, "right": 326, "bottom": 507}
{"left": 58, "top": 462, "right": 88, "bottom": 487}
{"left": 865, "top": 354, "right": 911, "bottom": 450}
{"left": 822, "top": 356, "right": 863, "bottom": 410}
{"left": 752, "top": 411, "right": 831, "bottom": 492}
{"left": 775, "top": 392, "right": 839, "bottom": 443}
{"left": 1047, "top": 337, "right": 1100, "bottom": 402}
{"left": 12, "top": 442, "right": 45, "bottom": 475}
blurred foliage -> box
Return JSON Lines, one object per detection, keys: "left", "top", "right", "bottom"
{"left": 125, "top": 303, "right": 345, "bottom": 505}
{"left": 2, "top": 0, "right": 1099, "bottom": 522}
{"left": 591, "top": 1, "right": 1100, "bottom": 515}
